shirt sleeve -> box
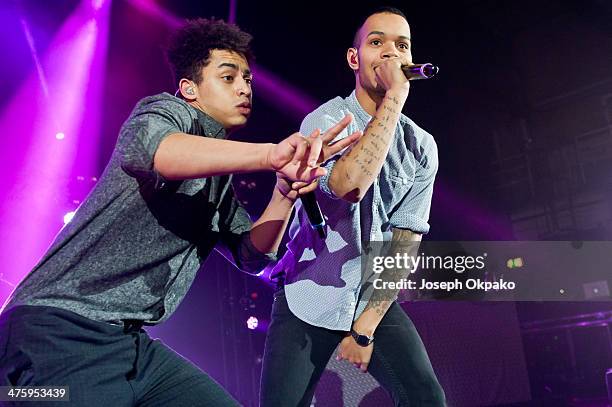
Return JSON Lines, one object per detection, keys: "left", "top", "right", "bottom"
{"left": 117, "top": 97, "right": 194, "bottom": 188}
{"left": 299, "top": 112, "right": 350, "bottom": 200}
{"left": 389, "top": 136, "right": 438, "bottom": 234}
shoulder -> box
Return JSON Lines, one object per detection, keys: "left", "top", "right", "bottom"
{"left": 131, "top": 92, "right": 197, "bottom": 121}
{"left": 301, "top": 96, "right": 351, "bottom": 132}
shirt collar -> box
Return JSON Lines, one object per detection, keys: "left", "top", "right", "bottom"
{"left": 193, "top": 108, "right": 226, "bottom": 139}
{"left": 347, "top": 90, "right": 372, "bottom": 128}
{"left": 172, "top": 94, "right": 227, "bottom": 139}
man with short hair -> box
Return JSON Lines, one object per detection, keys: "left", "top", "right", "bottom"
{"left": 260, "top": 8, "right": 446, "bottom": 406}
{"left": 0, "top": 18, "right": 358, "bottom": 406}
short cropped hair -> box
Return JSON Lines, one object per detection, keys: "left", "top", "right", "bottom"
{"left": 352, "top": 7, "right": 408, "bottom": 48}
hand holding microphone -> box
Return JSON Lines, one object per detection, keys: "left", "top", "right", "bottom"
{"left": 293, "top": 62, "right": 439, "bottom": 238}
{"left": 374, "top": 60, "right": 439, "bottom": 94}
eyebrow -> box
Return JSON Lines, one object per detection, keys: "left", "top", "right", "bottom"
{"left": 366, "top": 31, "right": 411, "bottom": 41}
{"left": 217, "top": 62, "right": 252, "bottom": 76}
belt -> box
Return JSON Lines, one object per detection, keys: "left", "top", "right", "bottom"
{"left": 108, "top": 319, "right": 144, "bottom": 333}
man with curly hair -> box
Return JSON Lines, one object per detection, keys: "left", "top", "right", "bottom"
{"left": 0, "top": 18, "right": 358, "bottom": 406}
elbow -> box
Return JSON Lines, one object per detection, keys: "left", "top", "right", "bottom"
{"left": 328, "top": 179, "right": 365, "bottom": 203}
{"left": 328, "top": 169, "right": 367, "bottom": 204}
{"left": 153, "top": 152, "right": 182, "bottom": 181}
{"left": 342, "top": 189, "right": 365, "bottom": 203}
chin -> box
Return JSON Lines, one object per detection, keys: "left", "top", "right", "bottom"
{"left": 227, "top": 118, "right": 248, "bottom": 131}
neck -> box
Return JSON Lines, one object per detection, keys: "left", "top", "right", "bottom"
{"left": 186, "top": 100, "right": 232, "bottom": 135}
{"left": 354, "top": 83, "right": 385, "bottom": 116}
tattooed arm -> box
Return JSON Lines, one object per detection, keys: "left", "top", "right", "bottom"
{"left": 328, "top": 60, "right": 409, "bottom": 203}
{"left": 352, "top": 228, "right": 422, "bottom": 336}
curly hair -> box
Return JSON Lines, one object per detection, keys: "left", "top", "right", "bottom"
{"left": 166, "top": 18, "right": 254, "bottom": 85}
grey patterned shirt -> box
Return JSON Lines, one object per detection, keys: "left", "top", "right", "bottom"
{"left": 2, "top": 92, "right": 274, "bottom": 324}
{"left": 268, "top": 91, "right": 438, "bottom": 331}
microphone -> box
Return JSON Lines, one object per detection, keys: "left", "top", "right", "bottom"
{"left": 300, "top": 192, "right": 327, "bottom": 239}
{"left": 402, "top": 63, "right": 439, "bottom": 80}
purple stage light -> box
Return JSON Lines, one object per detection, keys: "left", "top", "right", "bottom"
{"left": 252, "top": 66, "right": 319, "bottom": 121}
{"left": 228, "top": 0, "right": 237, "bottom": 24}
{"left": 0, "top": 0, "right": 113, "bottom": 303}
{"left": 125, "top": 0, "right": 182, "bottom": 28}
{"left": 92, "top": 0, "right": 106, "bottom": 11}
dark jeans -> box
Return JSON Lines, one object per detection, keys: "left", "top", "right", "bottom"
{"left": 260, "top": 289, "right": 446, "bottom": 407}
{"left": 0, "top": 305, "right": 239, "bottom": 406}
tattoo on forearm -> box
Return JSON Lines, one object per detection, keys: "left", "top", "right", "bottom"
{"left": 335, "top": 96, "right": 401, "bottom": 184}
{"left": 364, "top": 229, "right": 420, "bottom": 318}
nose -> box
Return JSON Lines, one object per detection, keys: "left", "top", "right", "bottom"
{"left": 381, "top": 43, "right": 400, "bottom": 59}
{"left": 236, "top": 76, "right": 251, "bottom": 98}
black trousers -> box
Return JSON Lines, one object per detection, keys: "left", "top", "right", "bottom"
{"left": 0, "top": 305, "right": 239, "bottom": 406}
{"left": 259, "top": 289, "right": 446, "bottom": 407}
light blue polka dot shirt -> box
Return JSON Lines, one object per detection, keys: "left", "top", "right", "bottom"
{"left": 268, "top": 90, "right": 438, "bottom": 331}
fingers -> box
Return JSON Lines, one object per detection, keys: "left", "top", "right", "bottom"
{"left": 291, "top": 133, "right": 310, "bottom": 165}
{"left": 294, "top": 166, "right": 326, "bottom": 183}
{"left": 291, "top": 181, "right": 309, "bottom": 190}
{"left": 326, "top": 130, "right": 362, "bottom": 155}
{"left": 291, "top": 179, "right": 319, "bottom": 195}
{"left": 306, "top": 131, "right": 323, "bottom": 168}
{"left": 297, "top": 181, "right": 319, "bottom": 195}
{"left": 336, "top": 355, "right": 369, "bottom": 373}
{"left": 321, "top": 114, "right": 353, "bottom": 143}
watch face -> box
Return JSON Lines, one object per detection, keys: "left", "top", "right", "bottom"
{"left": 352, "top": 331, "right": 372, "bottom": 346}
{"left": 355, "top": 335, "right": 370, "bottom": 346}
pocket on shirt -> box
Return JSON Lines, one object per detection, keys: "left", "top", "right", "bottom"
{"left": 388, "top": 172, "right": 413, "bottom": 187}
{"left": 382, "top": 172, "right": 413, "bottom": 213}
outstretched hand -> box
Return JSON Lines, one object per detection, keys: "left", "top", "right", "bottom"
{"left": 268, "top": 114, "right": 361, "bottom": 183}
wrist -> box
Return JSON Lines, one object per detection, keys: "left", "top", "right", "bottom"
{"left": 352, "top": 320, "right": 376, "bottom": 337}
{"left": 262, "top": 143, "right": 276, "bottom": 171}
{"left": 386, "top": 86, "right": 409, "bottom": 100}
{"left": 273, "top": 181, "right": 298, "bottom": 205}
{"left": 350, "top": 328, "right": 374, "bottom": 346}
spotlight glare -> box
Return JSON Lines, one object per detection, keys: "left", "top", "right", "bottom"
{"left": 246, "top": 316, "right": 258, "bottom": 330}
{"left": 63, "top": 211, "right": 76, "bottom": 225}
{"left": 92, "top": 0, "right": 105, "bottom": 10}
{"left": 55, "top": 132, "right": 65, "bottom": 140}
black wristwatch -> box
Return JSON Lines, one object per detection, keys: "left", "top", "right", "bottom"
{"left": 350, "top": 329, "right": 374, "bottom": 347}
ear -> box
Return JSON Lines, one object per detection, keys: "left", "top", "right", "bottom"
{"left": 347, "top": 47, "right": 359, "bottom": 72}
{"left": 178, "top": 78, "right": 197, "bottom": 101}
